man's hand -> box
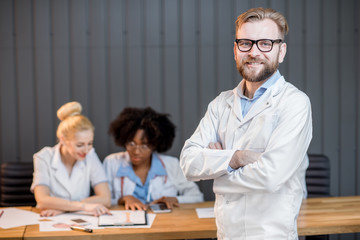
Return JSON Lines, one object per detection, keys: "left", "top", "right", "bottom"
{"left": 229, "top": 150, "right": 261, "bottom": 169}
{"left": 208, "top": 142, "right": 223, "bottom": 149}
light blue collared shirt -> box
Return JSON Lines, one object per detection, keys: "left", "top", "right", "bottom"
{"left": 228, "top": 70, "right": 281, "bottom": 172}
{"left": 239, "top": 70, "right": 281, "bottom": 117}
{"left": 115, "top": 153, "right": 167, "bottom": 204}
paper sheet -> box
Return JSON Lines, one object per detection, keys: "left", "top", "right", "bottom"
{"left": 195, "top": 207, "right": 215, "bottom": 218}
{"left": 98, "top": 210, "right": 146, "bottom": 226}
{"left": 0, "top": 208, "right": 40, "bottom": 229}
{"left": 39, "top": 212, "right": 156, "bottom": 231}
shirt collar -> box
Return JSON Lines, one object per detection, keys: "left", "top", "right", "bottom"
{"left": 237, "top": 70, "right": 281, "bottom": 99}
{"left": 116, "top": 153, "right": 167, "bottom": 180}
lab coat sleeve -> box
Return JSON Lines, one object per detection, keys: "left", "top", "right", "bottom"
{"left": 88, "top": 149, "right": 108, "bottom": 187}
{"left": 164, "top": 156, "right": 204, "bottom": 203}
{"left": 30, "top": 147, "right": 52, "bottom": 192}
{"left": 103, "top": 155, "right": 119, "bottom": 206}
{"left": 180, "top": 93, "right": 237, "bottom": 181}
{"left": 214, "top": 91, "right": 312, "bottom": 194}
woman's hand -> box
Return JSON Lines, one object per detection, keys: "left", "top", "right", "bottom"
{"left": 151, "top": 196, "right": 179, "bottom": 209}
{"left": 82, "top": 202, "right": 111, "bottom": 216}
{"left": 119, "top": 195, "right": 147, "bottom": 211}
{"left": 40, "top": 209, "right": 64, "bottom": 217}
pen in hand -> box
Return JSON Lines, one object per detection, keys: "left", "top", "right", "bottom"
{"left": 70, "top": 226, "right": 93, "bottom": 233}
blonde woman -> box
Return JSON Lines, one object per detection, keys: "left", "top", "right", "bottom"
{"left": 31, "top": 101, "right": 111, "bottom": 217}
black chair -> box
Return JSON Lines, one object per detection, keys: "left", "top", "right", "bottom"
{"left": 0, "top": 162, "right": 36, "bottom": 207}
{"left": 305, "top": 154, "right": 330, "bottom": 240}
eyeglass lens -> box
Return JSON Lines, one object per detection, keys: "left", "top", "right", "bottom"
{"left": 237, "top": 39, "right": 278, "bottom": 52}
{"left": 126, "top": 141, "right": 149, "bottom": 152}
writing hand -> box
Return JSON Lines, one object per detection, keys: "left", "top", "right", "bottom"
{"left": 82, "top": 203, "right": 111, "bottom": 216}
{"left": 40, "top": 209, "right": 64, "bottom": 217}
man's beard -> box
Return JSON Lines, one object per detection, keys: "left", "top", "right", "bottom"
{"left": 237, "top": 56, "right": 279, "bottom": 83}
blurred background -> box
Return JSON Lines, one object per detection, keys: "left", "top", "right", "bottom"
{"left": 0, "top": 1, "right": 359, "bottom": 238}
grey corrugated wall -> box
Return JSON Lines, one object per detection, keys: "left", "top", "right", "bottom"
{"left": 0, "top": 0, "right": 360, "bottom": 238}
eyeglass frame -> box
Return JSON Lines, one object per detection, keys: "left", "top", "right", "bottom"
{"left": 125, "top": 141, "right": 151, "bottom": 152}
{"left": 234, "top": 39, "right": 283, "bottom": 53}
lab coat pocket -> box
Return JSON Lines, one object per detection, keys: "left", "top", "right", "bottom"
{"left": 246, "top": 114, "right": 278, "bottom": 151}
{"left": 245, "top": 193, "right": 294, "bottom": 239}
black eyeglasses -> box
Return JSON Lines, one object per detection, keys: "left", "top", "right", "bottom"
{"left": 235, "top": 39, "right": 283, "bottom": 52}
{"left": 126, "top": 141, "right": 150, "bottom": 153}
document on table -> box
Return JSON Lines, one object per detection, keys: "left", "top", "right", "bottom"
{"left": 39, "top": 211, "right": 156, "bottom": 232}
{"left": 0, "top": 208, "right": 40, "bottom": 229}
{"left": 195, "top": 207, "right": 215, "bottom": 218}
{"left": 98, "top": 210, "right": 147, "bottom": 226}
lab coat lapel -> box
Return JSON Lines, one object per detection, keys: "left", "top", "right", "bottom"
{"left": 51, "top": 145, "right": 71, "bottom": 196}
{"left": 243, "top": 91, "right": 273, "bottom": 122}
{"left": 241, "top": 76, "right": 285, "bottom": 123}
{"left": 227, "top": 86, "right": 243, "bottom": 122}
{"left": 69, "top": 160, "right": 86, "bottom": 197}
{"left": 224, "top": 89, "right": 243, "bottom": 148}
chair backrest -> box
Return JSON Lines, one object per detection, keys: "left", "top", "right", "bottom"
{"left": 196, "top": 179, "right": 215, "bottom": 201}
{"left": 306, "top": 154, "right": 331, "bottom": 198}
{"left": 0, "top": 162, "right": 36, "bottom": 207}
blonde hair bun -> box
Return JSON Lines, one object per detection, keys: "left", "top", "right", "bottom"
{"left": 57, "top": 101, "right": 82, "bottom": 121}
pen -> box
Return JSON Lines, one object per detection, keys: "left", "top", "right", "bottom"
{"left": 0, "top": 210, "right": 4, "bottom": 218}
{"left": 70, "top": 226, "right": 93, "bottom": 233}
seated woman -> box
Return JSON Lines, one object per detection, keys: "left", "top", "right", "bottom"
{"left": 31, "top": 101, "right": 111, "bottom": 217}
{"left": 104, "top": 107, "right": 203, "bottom": 210}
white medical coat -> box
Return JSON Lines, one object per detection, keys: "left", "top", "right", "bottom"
{"left": 103, "top": 152, "right": 204, "bottom": 206}
{"left": 31, "top": 144, "right": 108, "bottom": 201}
{"left": 180, "top": 76, "right": 312, "bottom": 240}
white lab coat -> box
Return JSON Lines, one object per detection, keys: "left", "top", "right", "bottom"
{"left": 180, "top": 76, "right": 312, "bottom": 240}
{"left": 103, "top": 152, "right": 204, "bottom": 206}
{"left": 31, "top": 144, "right": 108, "bottom": 201}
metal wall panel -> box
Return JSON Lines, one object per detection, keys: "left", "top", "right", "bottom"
{"left": 0, "top": 3, "right": 360, "bottom": 238}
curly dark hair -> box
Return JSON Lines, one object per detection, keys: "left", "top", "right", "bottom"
{"left": 108, "top": 107, "right": 176, "bottom": 153}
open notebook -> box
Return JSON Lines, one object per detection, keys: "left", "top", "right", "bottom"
{"left": 98, "top": 210, "right": 147, "bottom": 226}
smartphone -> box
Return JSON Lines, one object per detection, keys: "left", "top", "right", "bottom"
{"left": 71, "top": 218, "right": 90, "bottom": 226}
{"left": 149, "top": 203, "right": 172, "bottom": 213}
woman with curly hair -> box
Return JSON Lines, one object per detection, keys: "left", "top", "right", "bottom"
{"left": 104, "top": 107, "right": 203, "bottom": 210}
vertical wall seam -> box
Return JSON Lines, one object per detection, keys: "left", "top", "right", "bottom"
{"left": 214, "top": 0, "right": 219, "bottom": 93}
{"left": 303, "top": 1, "right": 307, "bottom": 92}
{"left": 104, "top": 0, "right": 109, "bottom": 153}
{"left": 196, "top": 0, "right": 201, "bottom": 120}
{"left": 160, "top": 0, "right": 165, "bottom": 111}
{"left": 68, "top": 0, "right": 73, "bottom": 100}
{"left": 32, "top": 0, "right": 40, "bottom": 150}
{"left": 354, "top": 0, "right": 359, "bottom": 195}
{"left": 337, "top": 0, "right": 341, "bottom": 195}
{"left": 13, "top": 0, "right": 20, "bottom": 161}
{"left": 85, "top": 0, "right": 90, "bottom": 117}
{"left": 320, "top": 0, "right": 325, "bottom": 153}
{"left": 140, "top": 1, "right": 146, "bottom": 105}
{"left": 179, "top": 0, "right": 184, "bottom": 143}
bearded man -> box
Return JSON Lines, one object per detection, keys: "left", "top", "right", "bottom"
{"left": 180, "top": 7, "right": 312, "bottom": 240}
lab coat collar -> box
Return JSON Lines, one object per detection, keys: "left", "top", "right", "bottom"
{"left": 228, "top": 75, "right": 286, "bottom": 123}
{"left": 51, "top": 144, "right": 87, "bottom": 170}
{"left": 51, "top": 144, "right": 87, "bottom": 197}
